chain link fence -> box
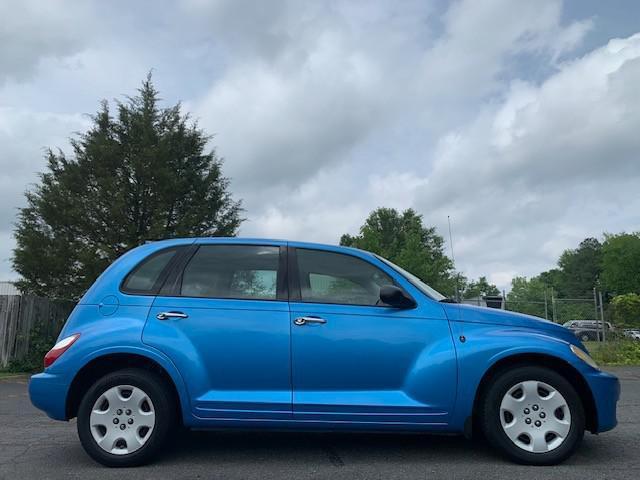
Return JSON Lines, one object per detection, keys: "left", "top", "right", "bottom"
{"left": 502, "top": 297, "right": 599, "bottom": 326}
{"left": 466, "top": 289, "right": 625, "bottom": 345}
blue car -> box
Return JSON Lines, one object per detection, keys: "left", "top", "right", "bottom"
{"left": 29, "top": 238, "right": 619, "bottom": 467}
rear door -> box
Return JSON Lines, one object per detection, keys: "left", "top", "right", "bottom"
{"left": 142, "top": 241, "right": 291, "bottom": 420}
{"left": 289, "top": 246, "right": 457, "bottom": 426}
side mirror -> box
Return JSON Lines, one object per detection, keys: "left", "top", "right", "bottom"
{"left": 379, "top": 285, "right": 416, "bottom": 309}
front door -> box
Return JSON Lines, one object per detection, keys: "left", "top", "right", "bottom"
{"left": 143, "top": 242, "right": 291, "bottom": 420}
{"left": 289, "top": 247, "right": 457, "bottom": 426}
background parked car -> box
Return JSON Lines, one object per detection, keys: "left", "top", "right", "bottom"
{"left": 623, "top": 329, "right": 640, "bottom": 340}
{"left": 563, "top": 320, "right": 614, "bottom": 342}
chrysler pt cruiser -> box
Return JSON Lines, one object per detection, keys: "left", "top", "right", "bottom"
{"left": 29, "top": 238, "right": 619, "bottom": 467}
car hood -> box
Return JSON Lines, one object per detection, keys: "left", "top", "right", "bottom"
{"left": 441, "top": 302, "right": 575, "bottom": 340}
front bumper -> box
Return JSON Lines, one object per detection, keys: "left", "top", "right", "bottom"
{"left": 584, "top": 369, "right": 620, "bottom": 433}
{"left": 29, "top": 372, "right": 69, "bottom": 421}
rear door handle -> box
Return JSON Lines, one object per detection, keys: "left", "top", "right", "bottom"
{"left": 294, "top": 316, "right": 327, "bottom": 326}
{"left": 156, "top": 311, "right": 188, "bottom": 320}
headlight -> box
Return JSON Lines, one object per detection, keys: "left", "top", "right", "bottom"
{"left": 570, "top": 344, "right": 599, "bottom": 370}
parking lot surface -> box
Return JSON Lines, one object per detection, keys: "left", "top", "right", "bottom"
{"left": 1, "top": 367, "right": 638, "bottom": 479}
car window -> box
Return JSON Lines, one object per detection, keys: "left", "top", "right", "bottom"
{"left": 181, "top": 245, "right": 279, "bottom": 300}
{"left": 122, "top": 248, "right": 178, "bottom": 293}
{"left": 295, "top": 249, "right": 394, "bottom": 306}
{"left": 374, "top": 254, "right": 446, "bottom": 301}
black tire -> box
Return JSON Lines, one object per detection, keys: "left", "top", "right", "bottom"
{"left": 77, "top": 368, "right": 176, "bottom": 467}
{"left": 480, "top": 365, "right": 585, "bottom": 465}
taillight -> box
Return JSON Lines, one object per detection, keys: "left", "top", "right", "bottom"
{"left": 43, "top": 333, "right": 80, "bottom": 368}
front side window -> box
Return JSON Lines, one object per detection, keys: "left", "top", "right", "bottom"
{"left": 122, "top": 248, "right": 178, "bottom": 294}
{"left": 180, "top": 245, "right": 279, "bottom": 300}
{"left": 375, "top": 254, "right": 446, "bottom": 301}
{"left": 295, "top": 249, "right": 394, "bottom": 306}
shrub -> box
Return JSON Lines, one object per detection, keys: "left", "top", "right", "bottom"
{"left": 611, "top": 293, "right": 640, "bottom": 328}
{"left": 6, "top": 322, "right": 57, "bottom": 373}
{"left": 587, "top": 340, "right": 640, "bottom": 366}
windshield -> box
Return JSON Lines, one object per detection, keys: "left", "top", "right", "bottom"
{"left": 375, "top": 255, "right": 447, "bottom": 301}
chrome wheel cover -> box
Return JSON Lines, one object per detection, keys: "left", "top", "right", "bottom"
{"left": 89, "top": 385, "right": 156, "bottom": 455}
{"left": 500, "top": 380, "right": 571, "bottom": 453}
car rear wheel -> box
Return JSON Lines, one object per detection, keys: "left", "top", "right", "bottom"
{"left": 77, "top": 368, "right": 175, "bottom": 467}
{"left": 480, "top": 365, "right": 585, "bottom": 465}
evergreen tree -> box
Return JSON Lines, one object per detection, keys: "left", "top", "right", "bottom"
{"left": 13, "top": 75, "right": 242, "bottom": 299}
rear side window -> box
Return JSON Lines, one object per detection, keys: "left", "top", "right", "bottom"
{"left": 295, "top": 249, "right": 394, "bottom": 306}
{"left": 122, "top": 248, "right": 178, "bottom": 294}
{"left": 180, "top": 245, "right": 280, "bottom": 300}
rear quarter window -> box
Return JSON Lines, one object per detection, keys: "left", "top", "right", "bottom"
{"left": 121, "top": 248, "right": 179, "bottom": 294}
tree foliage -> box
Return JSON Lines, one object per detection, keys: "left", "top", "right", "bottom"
{"left": 340, "top": 208, "right": 457, "bottom": 295}
{"left": 461, "top": 276, "right": 500, "bottom": 298}
{"left": 13, "top": 76, "right": 243, "bottom": 299}
{"left": 611, "top": 293, "right": 640, "bottom": 328}
{"left": 556, "top": 237, "right": 602, "bottom": 297}
{"left": 505, "top": 276, "right": 548, "bottom": 318}
{"left": 505, "top": 233, "right": 640, "bottom": 323}
{"left": 601, "top": 232, "right": 640, "bottom": 295}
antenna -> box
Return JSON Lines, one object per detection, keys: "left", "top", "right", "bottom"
{"left": 447, "top": 215, "right": 460, "bottom": 301}
{"left": 447, "top": 215, "right": 455, "bottom": 265}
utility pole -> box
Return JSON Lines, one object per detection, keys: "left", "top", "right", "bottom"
{"left": 544, "top": 288, "right": 548, "bottom": 320}
{"left": 598, "top": 290, "right": 606, "bottom": 342}
{"left": 447, "top": 216, "right": 460, "bottom": 302}
{"left": 551, "top": 288, "right": 557, "bottom": 323}
{"left": 593, "top": 287, "right": 598, "bottom": 322}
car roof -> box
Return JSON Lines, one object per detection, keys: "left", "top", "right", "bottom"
{"left": 148, "top": 237, "right": 375, "bottom": 257}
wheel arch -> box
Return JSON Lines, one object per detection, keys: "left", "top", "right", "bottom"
{"left": 471, "top": 352, "right": 598, "bottom": 434}
{"left": 65, "top": 352, "right": 187, "bottom": 423}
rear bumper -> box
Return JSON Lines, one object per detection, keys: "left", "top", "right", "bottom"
{"left": 584, "top": 369, "right": 620, "bottom": 433}
{"left": 29, "top": 372, "right": 69, "bottom": 421}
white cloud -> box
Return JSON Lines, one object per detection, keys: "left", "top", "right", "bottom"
{"left": 414, "top": 33, "right": 640, "bottom": 288}
{"left": 0, "top": 0, "right": 638, "bottom": 295}
{"left": 0, "top": 1, "right": 94, "bottom": 83}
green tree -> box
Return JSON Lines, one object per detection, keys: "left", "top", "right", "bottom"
{"left": 611, "top": 293, "right": 640, "bottom": 328}
{"left": 13, "top": 76, "right": 243, "bottom": 299}
{"left": 601, "top": 232, "right": 640, "bottom": 295}
{"left": 556, "top": 237, "right": 602, "bottom": 297}
{"left": 340, "top": 208, "right": 456, "bottom": 295}
{"left": 462, "top": 276, "right": 500, "bottom": 299}
{"left": 537, "top": 268, "right": 562, "bottom": 292}
{"left": 506, "top": 276, "right": 548, "bottom": 318}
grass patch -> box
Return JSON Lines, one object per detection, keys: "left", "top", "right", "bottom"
{"left": 0, "top": 371, "right": 30, "bottom": 379}
{"left": 584, "top": 340, "right": 640, "bottom": 366}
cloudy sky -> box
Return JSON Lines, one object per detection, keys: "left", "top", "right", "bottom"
{"left": 1, "top": 0, "right": 639, "bottom": 290}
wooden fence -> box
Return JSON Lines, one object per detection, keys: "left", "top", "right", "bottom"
{"left": 0, "top": 295, "right": 75, "bottom": 368}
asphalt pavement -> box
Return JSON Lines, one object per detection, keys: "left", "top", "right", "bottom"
{"left": 1, "top": 367, "right": 638, "bottom": 479}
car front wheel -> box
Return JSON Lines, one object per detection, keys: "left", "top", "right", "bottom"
{"left": 480, "top": 365, "right": 585, "bottom": 465}
{"left": 77, "top": 368, "right": 175, "bottom": 467}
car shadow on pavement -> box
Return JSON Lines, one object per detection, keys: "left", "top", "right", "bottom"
{"left": 160, "top": 430, "right": 493, "bottom": 464}
{"left": 153, "top": 428, "right": 623, "bottom": 469}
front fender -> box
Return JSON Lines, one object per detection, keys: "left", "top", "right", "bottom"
{"left": 448, "top": 321, "right": 588, "bottom": 431}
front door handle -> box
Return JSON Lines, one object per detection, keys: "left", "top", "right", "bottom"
{"left": 156, "top": 311, "right": 188, "bottom": 320}
{"left": 294, "top": 316, "right": 327, "bottom": 326}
